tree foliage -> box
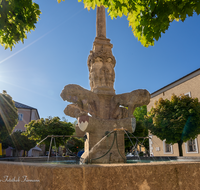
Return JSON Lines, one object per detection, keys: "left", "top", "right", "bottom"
{"left": 0, "top": 91, "right": 18, "bottom": 142}
{"left": 146, "top": 94, "right": 200, "bottom": 156}
{"left": 3, "top": 131, "right": 36, "bottom": 151}
{"left": 59, "top": 0, "right": 200, "bottom": 47}
{"left": 133, "top": 106, "right": 148, "bottom": 142}
{"left": 66, "top": 137, "right": 84, "bottom": 153}
{"left": 125, "top": 105, "right": 149, "bottom": 152}
{"left": 0, "top": 0, "right": 41, "bottom": 50}
{"left": 134, "top": 105, "right": 147, "bottom": 121}
{"left": 2, "top": 0, "right": 199, "bottom": 49}
{"left": 22, "top": 117, "right": 75, "bottom": 148}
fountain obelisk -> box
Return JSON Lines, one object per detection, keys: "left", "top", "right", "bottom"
{"left": 96, "top": 6, "right": 106, "bottom": 38}
{"left": 61, "top": 6, "right": 150, "bottom": 163}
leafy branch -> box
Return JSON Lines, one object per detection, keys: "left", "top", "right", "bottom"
{"left": 58, "top": 0, "right": 200, "bottom": 47}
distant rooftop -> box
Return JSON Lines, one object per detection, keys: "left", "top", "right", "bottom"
{"left": 14, "top": 101, "right": 37, "bottom": 110}
{"left": 151, "top": 68, "right": 200, "bottom": 98}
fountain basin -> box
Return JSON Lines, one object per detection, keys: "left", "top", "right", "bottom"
{"left": 0, "top": 161, "right": 200, "bottom": 189}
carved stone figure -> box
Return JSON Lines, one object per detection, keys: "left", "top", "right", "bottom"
{"left": 61, "top": 6, "right": 150, "bottom": 163}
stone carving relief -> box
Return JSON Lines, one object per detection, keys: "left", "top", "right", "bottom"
{"left": 61, "top": 84, "right": 150, "bottom": 120}
{"left": 88, "top": 47, "right": 116, "bottom": 93}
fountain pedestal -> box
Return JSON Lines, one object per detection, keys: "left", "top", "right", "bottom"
{"left": 61, "top": 6, "right": 150, "bottom": 163}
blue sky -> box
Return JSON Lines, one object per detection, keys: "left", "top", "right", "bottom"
{"left": 0, "top": 0, "right": 199, "bottom": 123}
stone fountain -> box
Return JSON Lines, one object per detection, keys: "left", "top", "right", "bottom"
{"left": 61, "top": 6, "right": 150, "bottom": 164}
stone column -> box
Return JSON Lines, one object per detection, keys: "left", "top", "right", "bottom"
{"left": 96, "top": 6, "right": 106, "bottom": 38}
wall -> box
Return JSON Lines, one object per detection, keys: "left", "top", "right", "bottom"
{"left": 31, "top": 110, "right": 39, "bottom": 120}
{"left": 14, "top": 109, "right": 40, "bottom": 132}
{"left": 14, "top": 109, "right": 31, "bottom": 132}
{"left": 0, "top": 162, "right": 200, "bottom": 190}
{"left": 150, "top": 135, "right": 179, "bottom": 157}
{"left": 148, "top": 74, "right": 200, "bottom": 110}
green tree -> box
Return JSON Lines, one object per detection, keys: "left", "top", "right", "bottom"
{"left": 2, "top": 0, "right": 200, "bottom": 49}
{"left": 0, "top": 0, "right": 41, "bottom": 50}
{"left": 125, "top": 105, "right": 149, "bottom": 153}
{"left": 3, "top": 131, "right": 36, "bottom": 156}
{"left": 146, "top": 94, "right": 200, "bottom": 156}
{"left": 0, "top": 90, "right": 18, "bottom": 142}
{"left": 134, "top": 105, "right": 147, "bottom": 121}
{"left": 66, "top": 137, "right": 84, "bottom": 153}
{"left": 22, "top": 116, "right": 75, "bottom": 149}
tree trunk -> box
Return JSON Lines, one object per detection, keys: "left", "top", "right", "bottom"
{"left": 178, "top": 140, "right": 183, "bottom": 156}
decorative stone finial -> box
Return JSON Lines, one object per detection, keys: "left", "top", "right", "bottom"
{"left": 96, "top": 6, "right": 106, "bottom": 38}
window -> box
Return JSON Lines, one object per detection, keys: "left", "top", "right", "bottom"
{"left": 165, "top": 144, "right": 171, "bottom": 152}
{"left": 149, "top": 135, "right": 153, "bottom": 155}
{"left": 18, "top": 113, "right": 23, "bottom": 121}
{"left": 185, "top": 139, "right": 198, "bottom": 153}
{"left": 188, "top": 139, "right": 196, "bottom": 151}
{"left": 156, "top": 147, "right": 160, "bottom": 151}
{"left": 163, "top": 140, "right": 173, "bottom": 154}
{"left": 15, "top": 129, "right": 22, "bottom": 132}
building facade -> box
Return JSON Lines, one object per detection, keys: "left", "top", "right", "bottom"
{"left": 14, "top": 101, "right": 40, "bottom": 132}
{"left": 6, "top": 101, "right": 41, "bottom": 157}
{"left": 148, "top": 68, "right": 200, "bottom": 157}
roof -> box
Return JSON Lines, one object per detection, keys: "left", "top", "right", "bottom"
{"left": 14, "top": 101, "right": 37, "bottom": 110}
{"left": 151, "top": 68, "right": 200, "bottom": 98}
{"left": 14, "top": 101, "right": 40, "bottom": 119}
